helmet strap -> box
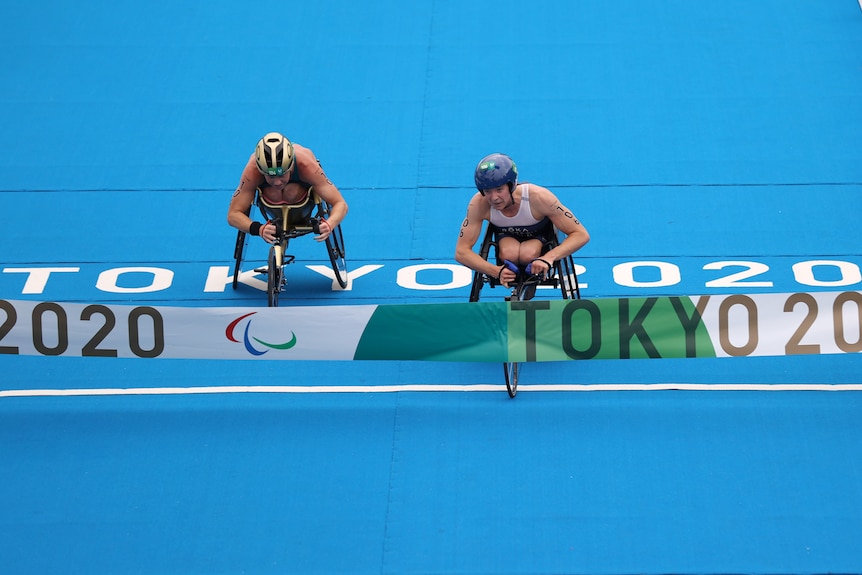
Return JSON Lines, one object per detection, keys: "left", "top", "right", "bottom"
{"left": 508, "top": 183, "right": 517, "bottom": 208}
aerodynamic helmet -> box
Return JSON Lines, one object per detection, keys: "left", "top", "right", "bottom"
{"left": 255, "top": 132, "right": 295, "bottom": 176}
{"left": 474, "top": 153, "right": 518, "bottom": 195}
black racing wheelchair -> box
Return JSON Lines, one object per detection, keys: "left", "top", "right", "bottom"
{"left": 468, "top": 222, "right": 580, "bottom": 398}
{"left": 232, "top": 188, "right": 347, "bottom": 306}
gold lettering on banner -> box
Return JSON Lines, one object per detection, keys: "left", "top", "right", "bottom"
{"left": 718, "top": 295, "right": 758, "bottom": 356}
{"left": 784, "top": 293, "right": 821, "bottom": 355}
{"left": 833, "top": 291, "right": 862, "bottom": 353}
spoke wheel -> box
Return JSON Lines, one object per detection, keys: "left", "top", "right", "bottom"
{"left": 469, "top": 272, "right": 484, "bottom": 302}
{"left": 267, "top": 246, "right": 281, "bottom": 307}
{"left": 503, "top": 362, "right": 518, "bottom": 398}
{"left": 502, "top": 279, "right": 533, "bottom": 398}
{"left": 232, "top": 231, "right": 248, "bottom": 290}
{"left": 325, "top": 225, "right": 348, "bottom": 288}
{"left": 557, "top": 257, "right": 580, "bottom": 300}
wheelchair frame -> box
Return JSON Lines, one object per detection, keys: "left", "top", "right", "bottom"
{"left": 467, "top": 222, "right": 581, "bottom": 398}
{"left": 231, "top": 188, "right": 347, "bottom": 307}
{"left": 468, "top": 223, "right": 580, "bottom": 304}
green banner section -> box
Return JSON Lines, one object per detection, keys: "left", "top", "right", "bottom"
{"left": 506, "top": 297, "right": 717, "bottom": 362}
{"left": 354, "top": 302, "right": 509, "bottom": 361}
{"left": 355, "top": 296, "right": 718, "bottom": 362}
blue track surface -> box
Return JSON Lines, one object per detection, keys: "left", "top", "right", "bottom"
{"left": 2, "top": 2, "right": 862, "bottom": 574}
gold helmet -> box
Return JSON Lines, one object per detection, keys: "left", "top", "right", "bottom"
{"left": 254, "top": 132, "right": 295, "bottom": 176}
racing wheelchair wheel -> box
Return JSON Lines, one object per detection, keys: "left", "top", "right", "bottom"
{"left": 468, "top": 271, "right": 484, "bottom": 303}
{"left": 317, "top": 201, "right": 348, "bottom": 289}
{"left": 267, "top": 244, "right": 283, "bottom": 307}
{"left": 504, "top": 362, "right": 518, "bottom": 398}
{"left": 325, "top": 224, "right": 348, "bottom": 288}
{"left": 502, "top": 278, "right": 537, "bottom": 398}
{"left": 468, "top": 227, "right": 495, "bottom": 303}
{"left": 555, "top": 254, "right": 581, "bottom": 300}
{"left": 232, "top": 230, "right": 247, "bottom": 290}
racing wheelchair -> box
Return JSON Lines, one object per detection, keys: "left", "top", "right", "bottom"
{"left": 231, "top": 188, "right": 347, "bottom": 306}
{"left": 468, "top": 223, "right": 580, "bottom": 397}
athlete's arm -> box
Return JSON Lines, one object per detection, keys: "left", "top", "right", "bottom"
{"left": 227, "top": 155, "right": 265, "bottom": 233}
{"left": 530, "top": 186, "right": 590, "bottom": 268}
{"left": 455, "top": 194, "right": 515, "bottom": 285}
{"left": 296, "top": 146, "right": 347, "bottom": 241}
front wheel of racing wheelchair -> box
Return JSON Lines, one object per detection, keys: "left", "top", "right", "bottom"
{"left": 232, "top": 189, "right": 348, "bottom": 307}
{"left": 468, "top": 224, "right": 581, "bottom": 398}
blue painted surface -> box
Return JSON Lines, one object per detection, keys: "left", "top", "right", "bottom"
{"left": 2, "top": 1, "right": 862, "bottom": 574}
{"left": 2, "top": 390, "right": 862, "bottom": 574}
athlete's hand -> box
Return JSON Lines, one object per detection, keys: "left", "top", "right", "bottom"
{"left": 526, "top": 257, "right": 552, "bottom": 279}
{"left": 499, "top": 260, "right": 519, "bottom": 287}
{"left": 314, "top": 218, "right": 331, "bottom": 242}
{"left": 260, "top": 221, "right": 276, "bottom": 244}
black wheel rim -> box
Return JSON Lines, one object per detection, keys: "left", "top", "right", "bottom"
{"left": 326, "top": 229, "right": 348, "bottom": 288}
{"left": 504, "top": 362, "right": 518, "bottom": 398}
{"left": 267, "top": 248, "right": 279, "bottom": 307}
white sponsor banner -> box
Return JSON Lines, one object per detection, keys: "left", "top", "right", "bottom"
{"left": 2, "top": 291, "right": 861, "bottom": 362}
{"left": 1, "top": 300, "right": 377, "bottom": 360}
{"left": 699, "top": 291, "right": 862, "bottom": 358}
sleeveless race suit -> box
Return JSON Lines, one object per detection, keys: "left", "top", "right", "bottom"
{"left": 489, "top": 184, "right": 551, "bottom": 240}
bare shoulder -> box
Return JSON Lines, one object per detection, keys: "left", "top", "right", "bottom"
{"left": 458, "top": 192, "right": 489, "bottom": 244}
{"left": 239, "top": 154, "right": 264, "bottom": 190}
{"left": 294, "top": 143, "right": 336, "bottom": 187}
{"left": 526, "top": 184, "right": 563, "bottom": 212}
{"left": 466, "top": 191, "right": 490, "bottom": 217}
{"left": 292, "top": 143, "right": 317, "bottom": 168}
{"left": 242, "top": 152, "right": 258, "bottom": 175}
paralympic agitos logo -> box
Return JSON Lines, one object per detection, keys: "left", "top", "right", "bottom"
{"left": 225, "top": 312, "right": 297, "bottom": 356}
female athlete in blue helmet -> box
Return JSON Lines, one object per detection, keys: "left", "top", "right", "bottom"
{"left": 455, "top": 153, "right": 590, "bottom": 287}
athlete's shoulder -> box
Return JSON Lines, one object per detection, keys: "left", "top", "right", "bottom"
{"left": 293, "top": 143, "right": 336, "bottom": 187}
{"left": 466, "top": 192, "right": 491, "bottom": 218}
{"left": 467, "top": 190, "right": 486, "bottom": 207}
{"left": 292, "top": 143, "right": 316, "bottom": 165}
{"left": 241, "top": 154, "right": 264, "bottom": 187}
{"left": 525, "top": 183, "right": 557, "bottom": 204}
{"left": 523, "top": 182, "right": 552, "bottom": 195}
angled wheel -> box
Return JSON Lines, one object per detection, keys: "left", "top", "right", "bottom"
{"left": 503, "top": 361, "right": 518, "bottom": 398}
{"left": 502, "top": 280, "right": 533, "bottom": 398}
{"left": 267, "top": 245, "right": 282, "bottom": 307}
{"left": 318, "top": 202, "right": 347, "bottom": 288}
{"left": 469, "top": 226, "right": 497, "bottom": 303}
{"left": 232, "top": 230, "right": 248, "bottom": 290}
{"left": 469, "top": 272, "right": 484, "bottom": 302}
{"left": 556, "top": 255, "right": 580, "bottom": 300}
{"left": 325, "top": 224, "right": 348, "bottom": 288}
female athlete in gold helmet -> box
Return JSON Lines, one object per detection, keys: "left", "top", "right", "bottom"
{"left": 227, "top": 132, "right": 348, "bottom": 243}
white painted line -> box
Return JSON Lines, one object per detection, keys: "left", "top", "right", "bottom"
{"left": 2, "top": 383, "right": 862, "bottom": 398}
{"left": 527, "top": 383, "right": 862, "bottom": 392}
